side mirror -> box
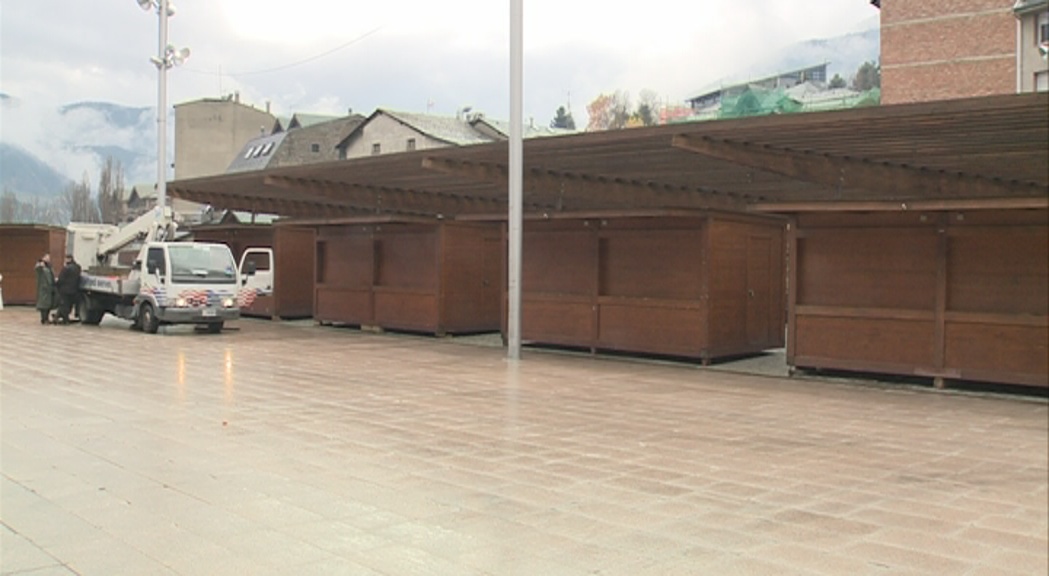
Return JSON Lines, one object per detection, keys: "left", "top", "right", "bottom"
{"left": 245, "top": 261, "right": 257, "bottom": 276}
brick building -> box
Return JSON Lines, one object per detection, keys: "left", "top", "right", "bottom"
{"left": 878, "top": 0, "right": 1019, "bottom": 104}
{"left": 1015, "top": 0, "right": 1049, "bottom": 92}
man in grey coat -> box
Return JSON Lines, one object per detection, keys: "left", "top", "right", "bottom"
{"left": 35, "top": 253, "right": 56, "bottom": 324}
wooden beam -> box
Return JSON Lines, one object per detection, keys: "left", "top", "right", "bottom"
{"left": 263, "top": 175, "right": 505, "bottom": 217}
{"left": 672, "top": 134, "right": 1046, "bottom": 200}
{"left": 173, "top": 187, "right": 366, "bottom": 220}
{"left": 749, "top": 197, "right": 1049, "bottom": 213}
{"left": 422, "top": 156, "right": 746, "bottom": 212}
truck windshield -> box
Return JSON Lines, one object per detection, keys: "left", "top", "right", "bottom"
{"left": 169, "top": 245, "right": 237, "bottom": 284}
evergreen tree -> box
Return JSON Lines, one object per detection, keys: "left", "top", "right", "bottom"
{"left": 852, "top": 61, "right": 881, "bottom": 91}
{"left": 551, "top": 106, "right": 576, "bottom": 130}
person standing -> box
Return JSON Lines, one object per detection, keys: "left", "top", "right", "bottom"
{"left": 35, "top": 253, "right": 56, "bottom": 324}
{"left": 55, "top": 255, "right": 82, "bottom": 324}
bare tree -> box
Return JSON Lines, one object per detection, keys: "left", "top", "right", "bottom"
{"left": 62, "top": 172, "right": 99, "bottom": 224}
{"left": 21, "top": 195, "right": 62, "bottom": 225}
{"left": 97, "top": 157, "right": 126, "bottom": 224}
{"left": 633, "top": 90, "right": 660, "bottom": 127}
{"left": 0, "top": 190, "right": 17, "bottom": 223}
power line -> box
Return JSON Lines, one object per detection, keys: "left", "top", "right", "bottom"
{"left": 183, "top": 27, "right": 382, "bottom": 78}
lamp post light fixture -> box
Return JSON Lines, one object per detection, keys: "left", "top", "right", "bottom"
{"left": 137, "top": 0, "right": 189, "bottom": 214}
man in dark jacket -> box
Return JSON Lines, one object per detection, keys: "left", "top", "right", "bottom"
{"left": 55, "top": 255, "right": 82, "bottom": 324}
{"left": 35, "top": 253, "right": 56, "bottom": 324}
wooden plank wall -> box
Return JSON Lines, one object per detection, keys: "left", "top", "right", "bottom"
{"left": 0, "top": 227, "right": 66, "bottom": 305}
{"left": 513, "top": 214, "right": 785, "bottom": 361}
{"left": 316, "top": 224, "right": 375, "bottom": 325}
{"left": 789, "top": 210, "right": 1048, "bottom": 387}
{"left": 271, "top": 226, "right": 316, "bottom": 319}
{"left": 314, "top": 221, "right": 501, "bottom": 335}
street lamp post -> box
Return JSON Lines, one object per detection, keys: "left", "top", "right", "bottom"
{"left": 137, "top": 0, "right": 189, "bottom": 215}
{"left": 507, "top": 0, "right": 523, "bottom": 360}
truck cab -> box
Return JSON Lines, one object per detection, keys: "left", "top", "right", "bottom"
{"left": 134, "top": 241, "right": 242, "bottom": 332}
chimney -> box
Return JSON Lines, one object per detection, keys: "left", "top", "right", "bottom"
{"left": 265, "top": 101, "right": 271, "bottom": 114}
{"left": 234, "top": 91, "right": 240, "bottom": 103}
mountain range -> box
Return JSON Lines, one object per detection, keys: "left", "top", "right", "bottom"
{"left": 0, "top": 25, "right": 879, "bottom": 203}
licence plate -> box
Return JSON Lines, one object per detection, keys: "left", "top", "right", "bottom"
{"left": 201, "top": 308, "right": 217, "bottom": 317}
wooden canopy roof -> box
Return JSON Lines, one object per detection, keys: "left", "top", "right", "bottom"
{"left": 169, "top": 93, "right": 1048, "bottom": 220}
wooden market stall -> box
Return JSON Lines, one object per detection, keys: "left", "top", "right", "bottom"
{"left": 0, "top": 225, "right": 67, "bottom": 305}
{"left": 191, "top": 222, "right": 315, "bottom": 319}
{"left": 506, "top": 211, "right": 786, "bottom": 362}
{"left": 787, "top": 208, "right": 1048, "bottom": 388}
{"left": 168, "top": 93, "right": 1048, "bottom": 387}
{"left": 314, "top": 218, "right": 502, "bottom": 335}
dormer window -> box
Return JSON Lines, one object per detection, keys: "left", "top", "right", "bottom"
{"left": 406, "top": 138, "right": 416, "bottom": 151}
{"left": 372, "top": 143, "right": 381, "bottom": 155}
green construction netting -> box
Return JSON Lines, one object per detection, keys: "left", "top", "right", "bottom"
{"left": 716, "top": 86, "right": 881, "bottom": 119}
{"left": 718, "top": 87, "right": 803, "bottom": 119}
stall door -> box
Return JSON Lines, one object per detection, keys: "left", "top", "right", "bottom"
{"left": 746, "top": 235, "right": 772, "bottom": 346}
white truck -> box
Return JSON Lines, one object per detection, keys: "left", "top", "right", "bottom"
{"left": 69, "top": 207, "right": 258, "bottom": 334}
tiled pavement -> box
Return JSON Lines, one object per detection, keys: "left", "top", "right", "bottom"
{"left": 1, "top": 307, "right": 1046, "bottom": 575}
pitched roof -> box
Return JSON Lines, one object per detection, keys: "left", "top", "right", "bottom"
{"left": 289, "top": 113, "right": 340, "bottom": 129}
{"left": 1013, "top": 0, "right": 1048, "bottom": 14}
{"left": 129, "top": 182, "right": 157, "bottom": 199}
{"left": 380, "top": 109, "right": 499, "bottom": 146}
{"left": 226, "top": 132, "right": 287, "bottom": 173}
{"left": 471, "top": 116, "right": 575, "bottom": 139}
{"left": 688, "top": 63, "right": 830, "bottom": 103}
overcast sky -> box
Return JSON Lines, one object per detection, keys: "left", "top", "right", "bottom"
{"left": 2, "top": 0, "right": 879, "bottom": 123}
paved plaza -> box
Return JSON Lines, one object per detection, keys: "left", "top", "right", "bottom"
{"left": 1, "top": 307, "right": 1046, "bottom": 575}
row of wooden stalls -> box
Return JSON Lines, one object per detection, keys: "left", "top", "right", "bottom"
{"left": 190, "top": 210, "right": 787, "bottom": 363}
{"left": 187, "top": 203, "right": 1046, "bottom": 389}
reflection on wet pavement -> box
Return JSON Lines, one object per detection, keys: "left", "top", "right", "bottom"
{"left": 1, "top": 307, "right": 1046, "bottom": 575}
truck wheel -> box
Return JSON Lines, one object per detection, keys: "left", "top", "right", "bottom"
{"left": 140, "top": 303, "right": 159, "bottom": 334}
{"left": 206, "top": 321, "right": 224, "bottom": 334}
{"left": 82, "top": 296, "right": 105, "bottom": 326}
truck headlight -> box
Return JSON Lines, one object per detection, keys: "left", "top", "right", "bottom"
{"left": 175, "top": 297, "right": 187, "bottom": 308}
{"left": 222, "top": 298, "right": 235, "bottom": 308}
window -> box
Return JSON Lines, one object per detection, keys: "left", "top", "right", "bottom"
{"left": 260, "top": 142, "right": 275, "bottom": 156}
{"left": 242, "top": 251, "right": 271, "bottom": 272}
{"left": 1036, "top": 71, "right": 1048, "bottom": 93}
{"left": 406, "top": 138, "right": 416, "bottom": 151}
{"left": 169, "top": 245, "right": 237, "bottom": 284}
{"left": 372, "top": 142, "right": 381, "bottom": 155}
{"left": 311, "top": 143, "right": 320, "bottom": 153}
{"left": 243, "top": 146, "right": 257, "bottom": 159}
{"left": 146, "top": 247, "right": 166, "bottom": 275}
{"left": 1039, "top": 11, "right": 1049, "bottom": 45}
